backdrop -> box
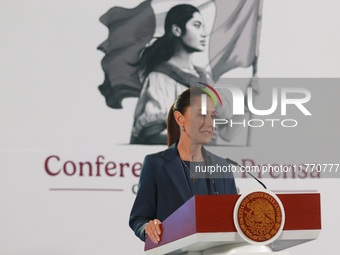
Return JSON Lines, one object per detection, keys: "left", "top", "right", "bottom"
{"left": 1, "top": 0, "right": 340, "bottom": 255}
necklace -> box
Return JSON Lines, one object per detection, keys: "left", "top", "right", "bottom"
{"left": 180, "top": 159, "right": 203, "bottom": 183}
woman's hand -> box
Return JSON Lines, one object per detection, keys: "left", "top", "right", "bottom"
{"left": 244, "top": 75, "right": 261, "bottom": 113}
{"left": 145, "top": 219, "right": 162, "bottom": 244}
{"left": 246, "top": 75, "right": 261, "bottom": 104}
{"left": 249, "top": 75, "right": 260, "bottom": 102}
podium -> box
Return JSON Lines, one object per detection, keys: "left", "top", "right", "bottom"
{"left": 145, "top": 193, "right": 321, "bottom": 255}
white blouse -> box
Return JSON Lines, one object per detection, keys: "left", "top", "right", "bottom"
{"left": 131, "top": 68, "right": 231, "bottom": 141}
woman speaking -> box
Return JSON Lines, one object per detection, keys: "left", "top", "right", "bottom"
{"left": 129, "top": 88, "right": 237, "bottom": 244}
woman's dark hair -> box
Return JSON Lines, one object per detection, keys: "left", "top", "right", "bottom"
{"left": 167, "top": 88, "right": 209, "bottom": 147}
{"left": 136, "top": 4, "right": 199, "bottom": 79}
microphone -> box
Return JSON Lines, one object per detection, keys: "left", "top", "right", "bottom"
{"left": 206, "top": 155, "right": 219, "bottom": 195}
{"left": 226, "top": 158, "right": 267, "bottom": 189}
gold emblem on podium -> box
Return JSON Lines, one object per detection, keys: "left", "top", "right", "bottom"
{"left": 234, "top": 190, "right": 285, "bottom": 245}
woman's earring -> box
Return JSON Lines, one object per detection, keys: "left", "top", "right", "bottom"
{"left": 181, "top": 126, "right": 185, "bottom": 131}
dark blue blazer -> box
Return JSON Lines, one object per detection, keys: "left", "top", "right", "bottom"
{"left": 129, "top": 141, "right": 237, "bottom": 241}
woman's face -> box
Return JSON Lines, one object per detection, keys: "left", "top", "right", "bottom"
{"left": 183, "top": 95, "right": 216, "bottom": 144}
{"left": 181, "top": 12, "right": 207, "bottom": 52}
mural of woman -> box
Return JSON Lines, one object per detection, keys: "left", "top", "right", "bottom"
{"left": 130, "top": 4, "right": 256, "bottom": 145}
{"left": 98, "top": 1, "right": 262, "bottom": 145}
{"left": 130, "top": 4, "right": 210, "bottom": 144}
